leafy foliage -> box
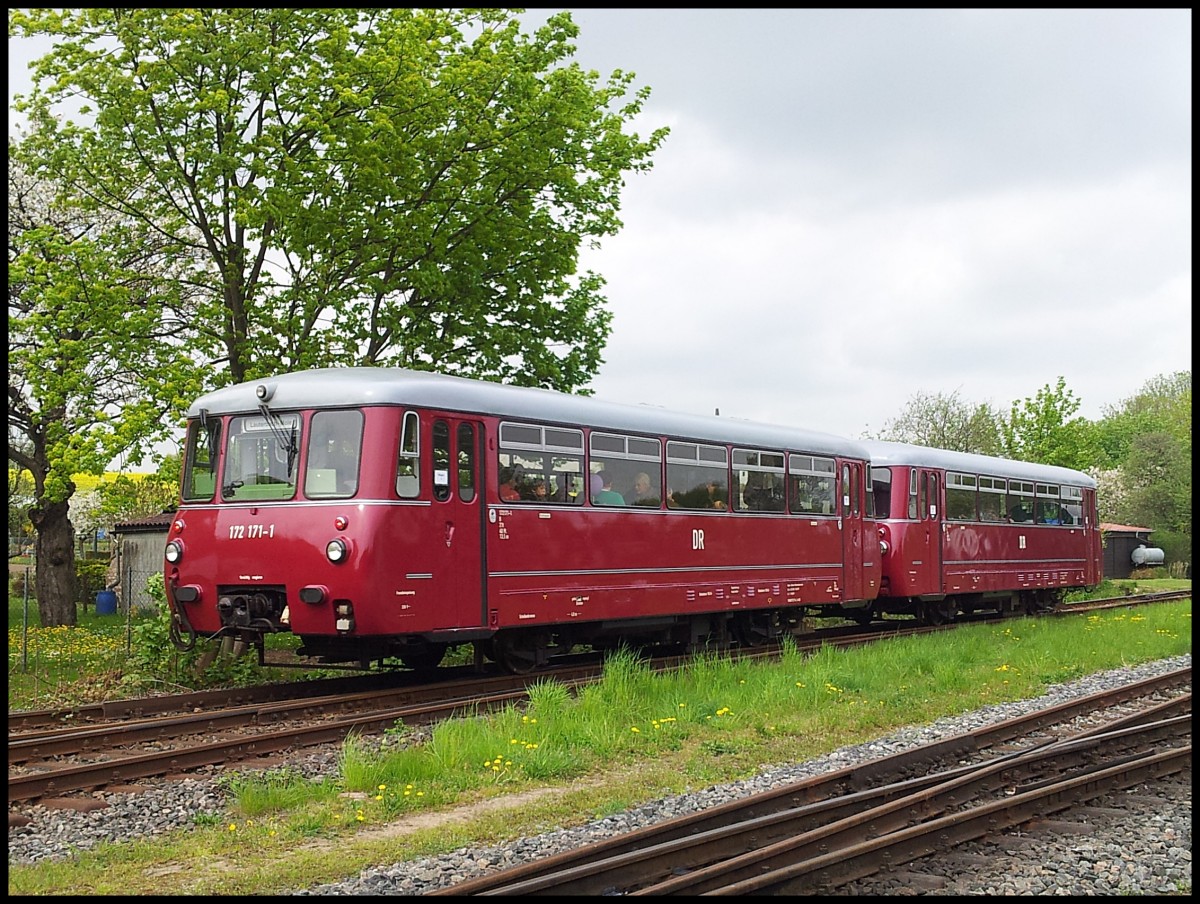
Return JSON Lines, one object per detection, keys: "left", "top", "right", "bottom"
{"left": 123, "top": 575, "right": 263, "bottom": 690}
{"left": 74, "top": 560, "right": 107, "bottom": 605}
{"left": 10, "top": 8, "right": 668, "bottom": 390}
{"left": 8, "top": 156, "right": 200, "bottom": 625}
{"left": 999, "top": 376, "right": 1098, "bottom": 470}
{"left": 94, "top": 463, "right": 180, "bottom": 526}
{"left": 869, "top": 388, "right": 1001, "bottom": 453}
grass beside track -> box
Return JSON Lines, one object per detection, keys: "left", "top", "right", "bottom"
{"left": 7, "top": 587, "right": 1191, "bottom": 896}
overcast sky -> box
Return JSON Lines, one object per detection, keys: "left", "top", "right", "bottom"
{"left": 10, "top": 9, "right": 1192, "bottom": 441}
{"left": 544, "top": 8, "right": 1192, "bottom": 437}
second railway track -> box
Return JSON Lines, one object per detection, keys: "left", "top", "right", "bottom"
{"left": 428, "top": 666, "right": 1191, "bottom": 895}
{"left": 8, "top": 591, "right": 1189, "bottom": 805}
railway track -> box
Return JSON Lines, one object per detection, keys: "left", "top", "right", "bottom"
{"left": 426, "top": 666, "right": 1191, "bottom": 895}
{"left": 8, "top": 590, "right": 1189, "bottom": 805}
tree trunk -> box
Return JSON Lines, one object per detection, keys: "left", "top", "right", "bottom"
{"left": 29, "top": 497, "right": 77, "bottom": 627}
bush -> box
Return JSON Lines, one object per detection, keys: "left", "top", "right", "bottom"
{"left": 75, "top": 560, "right": 108, "bottom": 604}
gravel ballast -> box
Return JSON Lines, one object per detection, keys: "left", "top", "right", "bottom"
{"left": 8, "top": 655, "right": 1191, "bottom": 896}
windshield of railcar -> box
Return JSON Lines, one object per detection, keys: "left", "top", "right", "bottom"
{"left": 181, "top": 417, "right": 221, "bottom": 501}
{"left": 305, "top": 409, "right": 364, "bottom": 498}
{"left": 221, "top": 412, "right": 301, "bottom": 501}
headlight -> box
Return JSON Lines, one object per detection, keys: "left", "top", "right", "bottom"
{"left": 326, "top": 538, "right": 348, "bottom": 563}
{"left": 165, "top": 540, "right": 184, "bottom": 563}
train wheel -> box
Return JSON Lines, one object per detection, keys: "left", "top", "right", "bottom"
{"left": 850, "top": 607, "right": 874, "bottom": 627}
{"left": 491, "top": 632, "right": 542, "bottom": 675}
{"left": 1024, "top": 591, "right": 1061, "bottom": 615}
{"left": 921, "top": 600, "right": 955, "bottom": 626}
{"left": 398, "top": 643, "right": 448, "bottom": 674}
{"left": 733, "top": 614, "right": 774, "bottom": 648}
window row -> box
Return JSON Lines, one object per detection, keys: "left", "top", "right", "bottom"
{"left": 944, "top": 472, "right": 1084, "bottom": 525}
{"left": 181, "top": 410, "right": 851, "bottom": 515}
{"left": 497, "top": 421, "right": 844, "bottom": 515}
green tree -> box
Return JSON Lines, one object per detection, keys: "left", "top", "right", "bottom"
{"left": 7, "top": 158, "right": 200, "bottom": 626}
{"left": 10, "top": 8, "right": 667, "bottom": 390}
{"left": 1094, "top": 371, "right": 1191, "bottom": 468}
{"left": 868, "top": 388, "right": 1002, "bottom": 454}
{"left": 1094, "top": 371, "right": 1191, "bottom": 568}
{"left": 999, "top": 377, "right": 1098, "bottom": 471}
{"left": 95, "top": 459, "right": 182, "bottom": 527}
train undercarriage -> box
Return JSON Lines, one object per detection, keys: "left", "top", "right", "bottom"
{"left": 174, "top": 587, "right": 1075, "bottom": 677}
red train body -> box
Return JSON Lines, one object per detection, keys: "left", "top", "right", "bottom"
{"left": 864, "top": 440, "right": 1103, "bottom": 624}
{"left": 163, "top": 368, "right": 1099, "bottom": 673}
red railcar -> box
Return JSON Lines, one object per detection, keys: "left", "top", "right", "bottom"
{"left": 863, "top": 441, "right": 1102, "bottom": 624}
{"left": 165, "top": 368, "right": 881, "bottom": 673}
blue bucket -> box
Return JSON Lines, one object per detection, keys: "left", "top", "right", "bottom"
{"left": 95, "top": 589, "right": 118, "bottom": 615}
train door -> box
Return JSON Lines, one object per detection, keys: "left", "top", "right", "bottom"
{"left": 840, "top": 460, "right": 866, "bottom": 599}
{"left": 908, "top": 467, "right": 942, "bottom": 594}
{"left": 1083, "top": 487, "right": 1102, "bottom": 586}
{"left": 428, "top": 416, "right": 486, "bottom": 628}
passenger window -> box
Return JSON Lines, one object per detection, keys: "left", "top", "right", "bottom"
{"left": 946, "top": 473, "right": 977, "bottom": 521}
{"left": 666, "top": 441, "right": 728, "bottom": 510}
{"left": 1060, "top": 485, "right": 1083, "bottom": 526}
{"left": 589, "top": 431, "right": 662, "bottom": 507}
{"left": 733, "top": 449, "right": 786, "bottom": 513}
{"left": 978, "top": 476, "right": 1006, "bottom": 521}
{"left": 788, "top": 454, "right": 836, "bottom": 515}
{"left": 1008, "top": 480, "right": 1034, "bottom": 522}
{"left": 497, "top": 421, "right": 584, "bottom": 505}
{"left": 1035, "top": 483, "right": 1062, "bottom": 524}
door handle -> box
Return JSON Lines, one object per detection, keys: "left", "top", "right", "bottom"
{"left": 445, "top": 522, "right": 455, "bottom": 547}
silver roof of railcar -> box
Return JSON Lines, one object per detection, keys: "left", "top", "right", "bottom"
{"left": 862, "top": 440, "right": 1096, "bottom": 488}
{"left": 188, "top": 367, "right": 870, "bottom": 460}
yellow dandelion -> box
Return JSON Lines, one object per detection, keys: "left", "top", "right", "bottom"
{"left": 228, "top": 823, "right": 237, "bottom": 832}
{"left": 631, "top": 726, "right": 641, "bottom": 733}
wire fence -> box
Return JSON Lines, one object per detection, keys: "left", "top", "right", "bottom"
{"left": 8, "top": 563, "right": 162, "bottom": 677}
